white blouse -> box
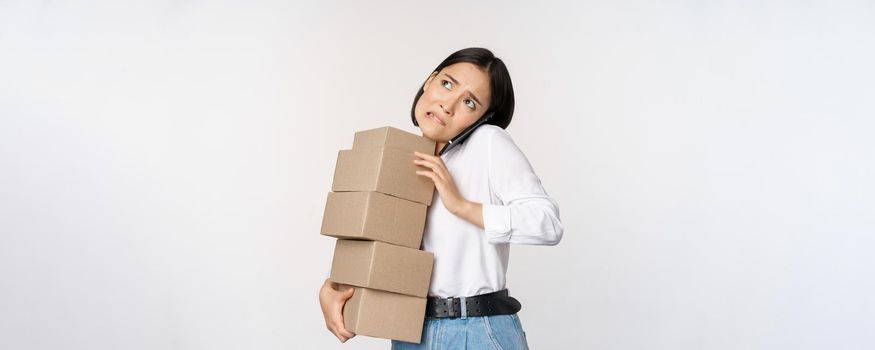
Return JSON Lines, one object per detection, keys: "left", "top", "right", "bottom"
{"left": 422, "top": 124, "right": 564, "bottom": 298}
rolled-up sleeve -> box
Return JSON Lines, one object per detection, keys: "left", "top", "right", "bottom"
{"left": 482, "top": 129, "right": 564, "bottom": 246}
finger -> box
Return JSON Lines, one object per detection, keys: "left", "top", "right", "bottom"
{"left": 417, "top": 171, "right": 448, "bottom": 196}
{"left": 330, "top": 326, "right": 347, "bottom": 342}
{"left": 413, "top": 153, "right": 452, "bottom": 181}
{"left": 413, "top": 151, "right": 447, "bottom": 166}
{"left": 428, "top": 159, "right": 452, "bottom": 183}
{"left": 414, "top": 151, "right": 442, "bottom": 162}
{"left": 413, "top": 159, "right": 448, "bottom": 182}
{"left": 340, "top": 286, "right": 355, "bottom": 301}
{"left": 339, "top": 328, "right": 356, "bottom": 339}
{"left": 412, "top": 156, "right": 439, "bottom": 168}
{"left": 416, "top": 170, "right": 442, "bottom": 186}
{"left": 334, "top": 319, "right": 356, "bottom": 338}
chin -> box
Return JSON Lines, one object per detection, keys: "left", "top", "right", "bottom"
{"left": 418, "top": 126, "right": 440, "bottom": 141}
{"left": 416, "top": 123, "right": 446, "bottom": 144}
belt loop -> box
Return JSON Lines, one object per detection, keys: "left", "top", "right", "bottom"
{"left": 447, "top": 297, "right": 455, "bottom": 318}
{"left": 460, "top": 296, "right": 467, "bottom": 319}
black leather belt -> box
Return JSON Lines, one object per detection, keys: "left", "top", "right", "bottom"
{"left": 425, "top": 289, "right": 522, "bottom": 319}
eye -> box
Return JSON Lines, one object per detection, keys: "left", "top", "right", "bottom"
{"left": 442, "top": 80, "right": 452, "bottom": 89}
{"left": 464, "top": 99, "right": 476, "bottom": 109}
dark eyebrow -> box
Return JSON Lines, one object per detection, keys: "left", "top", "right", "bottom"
{"left": 444, "top": 73, "right": 483, "bottom": 107}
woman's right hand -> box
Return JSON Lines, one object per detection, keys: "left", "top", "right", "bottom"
{"left": 319, "top": 278, "right": 357, "bottom": 343}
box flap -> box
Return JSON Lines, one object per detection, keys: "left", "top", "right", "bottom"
{"left": 353, "top": 126, "right": 435, "bottom": 154}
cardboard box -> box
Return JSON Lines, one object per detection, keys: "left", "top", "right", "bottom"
{"left": 338, "top": 284, "right": 427, "bottom": 344}
{"left": 320, "top": 191, "right": 427, "bottom": 249}
{"left": 351, "top": 126, "right": 436, "bottom": 155}
{"left": 331, "top": 127, "right": 436, "bottom": 205}
{"left": 330, "top": 239, "right": 434, "bottom": 297}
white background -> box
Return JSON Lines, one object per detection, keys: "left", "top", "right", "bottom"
{"left": 1, "top": 1, "right": 873, "bottom": 349}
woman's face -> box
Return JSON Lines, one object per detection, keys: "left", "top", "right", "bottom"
{"left": 414, "top": 62, "right": 492, "bottom": 145}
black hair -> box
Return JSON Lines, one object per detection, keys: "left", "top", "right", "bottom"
{"left": 410, "top": 47, "right": 515, "bottom": 129}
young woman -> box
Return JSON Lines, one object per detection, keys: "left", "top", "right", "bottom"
{"left": 320, "top": 47, "right": 564, "bottom": 350}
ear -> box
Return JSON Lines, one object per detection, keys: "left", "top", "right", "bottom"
{"left": 422, "top": 71, "right": 438, "bottom": 92}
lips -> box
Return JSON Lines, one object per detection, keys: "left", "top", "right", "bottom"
{"left": 426, "top": 111, "right": 446, "bottom": 126}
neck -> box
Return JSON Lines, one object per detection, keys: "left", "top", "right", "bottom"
{"left": 435, "top": 142, "right": 447, "bottom": 155}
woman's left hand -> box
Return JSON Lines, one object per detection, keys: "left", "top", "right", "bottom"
{"left": 413, "top": 151, "right": 470, "bottom": 215}
{"left": 413, "top": 151, "right": 485, "bottom": 229}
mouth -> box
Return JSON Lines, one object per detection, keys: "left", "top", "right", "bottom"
{"left": 425, "top": 111, "right": 446, "bottom": 126}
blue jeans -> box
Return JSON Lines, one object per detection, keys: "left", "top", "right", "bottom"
{"left": 390, "top": 313, "right": 529, "bottom": 350}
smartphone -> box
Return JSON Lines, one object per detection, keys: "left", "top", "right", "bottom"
{"left": 438, "top": 111, "right": 495, "bottom": 156}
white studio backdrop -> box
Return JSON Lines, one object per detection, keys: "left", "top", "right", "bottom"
{"left": 1, "top": 1, "right": 873, "bottom": 349}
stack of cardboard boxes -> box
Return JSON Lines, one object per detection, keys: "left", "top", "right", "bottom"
{"left": 320, "top": 126, "right": 437, "bottom": 343}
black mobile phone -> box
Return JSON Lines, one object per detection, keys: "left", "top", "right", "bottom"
{"left": 438, "top": 111, "right": 494, "bottom": 156}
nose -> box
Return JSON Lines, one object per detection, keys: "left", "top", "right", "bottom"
{"left": 439, "top": 103, "right": 452, "bottom": 117}
{"left": 438, "top": 90, "right": 464, "bottom": 118}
